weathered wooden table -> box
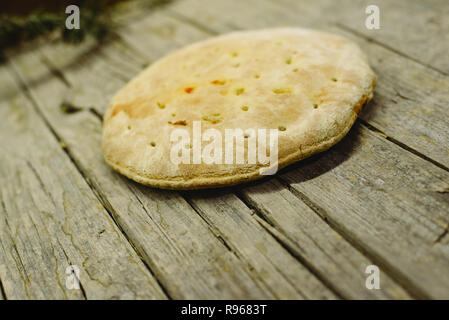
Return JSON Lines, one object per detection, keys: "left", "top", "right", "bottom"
{"left": 0, "top": 0, "right": 448, "bottom": 299}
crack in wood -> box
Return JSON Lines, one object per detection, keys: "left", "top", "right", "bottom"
{"left": 25, "top": 160, "right": 57, "bottom": 207}
{"left": 434, "top": 225, "right": 449, "bottom": 244}
{"left": 40, "top": 55, "right": 72, "bottom": 87}
{"left": 0, "top": 279, "right": 6, "bottom": 300}
{"left": 253, "top": 214, "right": 344, "bottom": 299}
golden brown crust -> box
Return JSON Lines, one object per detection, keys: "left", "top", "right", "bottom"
{"left": 102, "top": 28, "right": 377, "bottom": 189}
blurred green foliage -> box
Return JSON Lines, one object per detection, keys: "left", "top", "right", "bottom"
{"left": 0, "top": 0, "right": 172, "bottom": 57}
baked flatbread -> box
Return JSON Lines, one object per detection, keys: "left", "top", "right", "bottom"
{"left": 102, "top": 28, "right": 376, "bottom": 189}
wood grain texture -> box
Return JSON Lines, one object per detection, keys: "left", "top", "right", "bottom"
{"left": 3, "top": 0, "right": 449, "bottom": 299}
{"left": 0, "top": 67, "right": 166, "bottom": 300}
{"left": 168, "top": 0, "right": 449, "bottom": 168}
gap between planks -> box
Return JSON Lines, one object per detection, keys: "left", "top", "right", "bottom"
{"left": 0, "top": 280, "right": 6, "bottom": 300}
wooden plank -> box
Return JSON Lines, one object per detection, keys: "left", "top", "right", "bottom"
{"left": 36, "top": 10, "right": 413, "bottom": 298}
{"left": 167, "top": 0, "right": 449, "bottom": 298}
{"left": 0, "top": 67, "right": 166, "bottom": 300}
{"left": 169, "top": 0, "right": 449, "bottom": 169}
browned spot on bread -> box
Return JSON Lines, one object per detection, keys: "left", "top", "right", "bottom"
{"left": 202, "top": 114, "right": 223, "bottom": 124}
{"left": 211, "top": 80, "right": 227, "bottom": 85}
{"left": 184, "top": 87, "right": 195, "bottom": 94}
{"left": 169, "top": 120, "right": 187, "bottom": 126}
{"left": 353, "top": 94, "right": 369, "bottom": 114}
